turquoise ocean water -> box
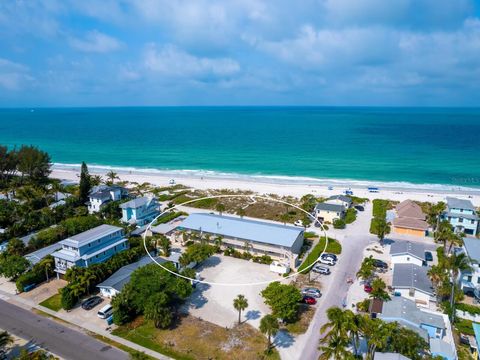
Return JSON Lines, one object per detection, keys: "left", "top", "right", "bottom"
{"left": 0, "top": 107, "right": 479, "bottom": 188}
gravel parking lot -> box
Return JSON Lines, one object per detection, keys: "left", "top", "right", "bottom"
{"left": 183, "top": 254, "right": 280, "bottom": 329}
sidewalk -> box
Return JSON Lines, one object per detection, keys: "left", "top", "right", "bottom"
{"left": 0, "top": 288, "right": 172, "bottom": 360}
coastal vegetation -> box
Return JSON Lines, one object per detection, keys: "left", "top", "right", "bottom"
{"left": 297, "top": 237, "right": 342, "bottom": 273}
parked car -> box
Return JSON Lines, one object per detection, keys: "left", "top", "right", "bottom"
{"left": 312, "top": 265, "right": 331, "bottom": 275}
{"left": 302, "top": 288, "right": 322, "bottom": 298}
{"left": 294, "top": 220, "right": 304, "bottom": 227}
{"left": 354, "top": 205, "right": 365, "bottom": 212}
{"left": 81, "top": 296, "right": 103, "bottom": 310}
{"left": 425, "top": 251, "right": 433, "bottom": 262}
{"left": 321, "top": 253, "right": 338, "bottom": 261}
{"left": 373, "top": 259, "right": 388, "bottom": 269}
{"left": 364, "top": 283, "right": 373, "bottom": 293}
{"left": 318, "top": 257, "right": 336, "bottom": 266}
{"left": 301, "top": 296, "right": 317, "bottom": 305}
{"left": 97, "top": 304, "right": 113, "bottom": 319}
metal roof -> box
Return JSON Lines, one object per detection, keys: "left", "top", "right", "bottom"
{"left": 120, "top": 196, "right": 157, "bottom": 209}
{"left": 392, "top": 263, "right": 433, "bottom": 295}
{"left": 62, "top": 224, "right": 123, "bottom": 247}
{"left": 390, "top": 241, "right": 425, "bottom": 260}
{"left": 429, "top": 338, "right": 456, "bottom": 359}
{"left": 446, "top": 197, "right": 476, "bottom": 211}
{"left": 25, "top": 242, "right": 62, "bottom": 265}
{"left": 463, "top": 237, "right": 480, "bottom": 263}
{"left": 179, "top": 213, "right": 303, "bottom": 248}
{"left": 374, "top": 353, "right": 411, "bottom": 360}
{"left": 327, "top": 195, "right": 352, "bottom": 204}
{"left": 444, "top": 211, "right": 479, "bottom": 221}
{"left": 314, "top": 203, "right": 345, "bottom": 212}
{"left": 380, "top": 297, "right": 445, "bottom": 332}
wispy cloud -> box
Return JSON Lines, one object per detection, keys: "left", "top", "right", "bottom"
{"left": 69, "top": 30, "right": 123, "bottom": 53}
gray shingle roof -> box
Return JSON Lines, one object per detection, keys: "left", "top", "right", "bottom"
{"left": 463, "top": 237, "right": 480, "bottom": 263}
{"left": 314, "top": 203, "right": 345, "bottom": 212}
{"left": 446, "top": 197, "right": 476, "bottom": 211}
{"left": 179, "top": 213, "right": 303, "bottom": 249}
{"left": 392, "top": 263, "right": 433, "bottom": 295}
{"left": 390, "top": 241, "right": 425, "bottom": 260}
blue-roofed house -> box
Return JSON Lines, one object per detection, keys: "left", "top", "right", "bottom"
{"left": 51, "top": 224, "right": 129, "bottom": 277}
{"left": 120, "top": 196, "right": 160, "bottom": 226}
{"left": 442, "top": 197, "right": 479, "bottom": 236}
{"left": 459, "top": 237, "right": 480, "bottom": 293}
{"left": 178, "top": 213, "right": 304, "bottom": 267}
{"left": 379, "top": 297, "right": 456, "bottom": 360}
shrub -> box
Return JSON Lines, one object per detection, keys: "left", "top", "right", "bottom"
{"left": 60, "top": 287, "right": 78, "bottom": 310}
{"left": 344, "top": 208, "right": 357, "bottom": 224}
{"left": 252, "top": 255, "right": 273, "bottom": 265}
{"left": 16, "top": 256, "right": 55, "bottom": 292}
{"left": 333, "top": 219, "right": 346, "bottom": 229}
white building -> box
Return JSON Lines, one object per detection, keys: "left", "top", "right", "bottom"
{"left": 120, "top": 196, "right": 160, "bottom": 226}
{"left": 390, "top": 241, "right": 425, "bottom": 267}
{"left": 87, "top": 185, "right": 126, "bottom": 214}
{"left": 392, "top": 263, "right": 435, "bottom": 308}
{"left": 459, "top": 237, "right": 480, "bottom": 293}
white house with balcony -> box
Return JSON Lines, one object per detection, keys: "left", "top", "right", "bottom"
{"left": 51, "top": 224, "right": 129, "bottom": 277}
{"left": 120, "top": 196, "right": 160, "bottom": 226}
{"left": 87, "top": 185, "right": 127, "bottom": 214}
{"left": 459, "top": 237, "right": 480, "bottom": 294}
{"left": 442, "top": 197, "right": 479, "bottom": 236}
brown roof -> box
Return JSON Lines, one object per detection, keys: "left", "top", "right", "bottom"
{"left": 396, "top": 200, "right": 426, "bottom": 220}
{"left": 393, "top": 217, "right": 429, "bottom": 231}
{"left": 369, "top": 298, "right": 384, "bottom": 314}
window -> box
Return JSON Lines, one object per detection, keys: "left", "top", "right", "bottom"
{"left": 407, "top": 257, "right": 410, "bottom": 261}
{"left": 96, "top": 255, "right": 99, "bottom": 258}
{"left": 472, "top": 220, "right": 475, "bottom": 224}
{"left": 477, "top": 278, "right": 480, "bottom": 284}
{"left": 459, "top": 218, "right": 464, "bottom": 223}
{"left": 467, "top": 275, "right": 472, "bottom": 282}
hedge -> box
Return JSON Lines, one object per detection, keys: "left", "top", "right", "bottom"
{"left": 456, "top": 303, "right": 480, "bottom": 316}
{"left": 298, "top": 237, "right": 341, "bottom": 273}
{"left": 16, "top": 256, "right": 55, "bottom": 292}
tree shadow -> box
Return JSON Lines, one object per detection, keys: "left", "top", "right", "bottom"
{"left": 196, "top": 255, "right": 221, "bottom": 270}
{"left": 244, "top": 310, "right": 261, "bottom": 321}
{"left": 273, "top": 329, "right": 295, "bottom": 348}
{"left": 183, "top": 282, "right": 211, "bottom": 310}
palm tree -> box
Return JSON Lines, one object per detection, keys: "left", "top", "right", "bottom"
{"left": 39, "top": 257, "right": 53, "bottom": 283}
{"left": 233, "top": 294, "right": 249, "bottom": 324}
{"left": 427, "top": 201, "right": 446, "bottom": 231}
{"left": 319, "top": 333, "right": 354, "bottom": 360}
{"left": 105, "top": 171, "right": 119, "bottom": 185}
{"left": 320, "top": 307, "right": 349, "bottom": 338}
{"left": 370, "top": 278, "right": 390, "bottom": 301}
{"left": 363, "top": 318, "right": 396, "bottom": 359}
{"left": 259, "top": 314, "right": 279, "bottom": 351}
{"left": 80, "top": 269, "right": 97, "bottom": 295}
{"left": 447, "top": 232, "right": 463, "bottom": 254}
{"left": 375, "top": 217, "right": 390, "bottom": 244}
{"left": 215, "top": 203, "right": 226, "bottom": 216}
{"left": 448, "top": 252, "right": 472, "bottom": 321}
{"left": 50, "top": 179, "right": 65, "bottom": 202}
{"left": 280, "top": 213, "right": 290, "bottom": 225}
{"left": 0, "top": 331, "right": 13, "bottom": 358}
{"left": 435, "top": 220, "right": 453, "bottom": 253}
{"left": 90, "top": 175, "right": 103, "bottom": 186}
{"left": 320, "top": 308, "right": 357, "bottom": 358}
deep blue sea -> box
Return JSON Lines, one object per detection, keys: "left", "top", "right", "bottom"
{"left": 0, "top": 107, "right": 479, "bottom": 188}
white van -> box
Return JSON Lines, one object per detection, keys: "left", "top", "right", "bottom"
{"left": 270, "top": 261, "right": 290, "bottom": 275}
{"left": 97, "top": 304, "right": 113, "bottom": 319}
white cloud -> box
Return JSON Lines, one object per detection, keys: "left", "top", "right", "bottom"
{"left": 0, "top": 58, "right": 32, "bottom": 90}
{"left": 144, "top": 44, "right": 240, "bottom": 78}
{"left": 69, "top": 30, "right": 122, "bottom": 53}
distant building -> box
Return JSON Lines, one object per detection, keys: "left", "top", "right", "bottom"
{"left": 390, "top": 241, "right": 425, "bottom": 267}
{"left": 459, "top": 237, "right": 480, "bottom": 293}
{"left": 87, "top": 185, "right": 127, "bottom": 214}
{"left": 52, "top": 224, "right": 128, "bottom": 277}
{"left": 379, "top": 297, "right": 456, "bottom": 360}
{"left": 442, "top": 197, "right": 479, "bottom": 236}
{"left": 392, "top": 263, "right": 435, "bottom": 307}
{"left": 313, "top": 195, "right": 352, "bottom": 223}
{"left": 178, "top": 213, "right": 304, "bottom": 268}
{"left": 120, "top": 196, "right": 160, "bottom": 226}
{"left": 392, "top": 200, "right": 429, "bottom": 237}
{"left": 326, "top": 195, "right": 352, "bottom": 208}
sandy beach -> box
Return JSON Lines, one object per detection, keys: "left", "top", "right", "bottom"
{"left": 51, "top": 165, "right": 480, "bottom": 206}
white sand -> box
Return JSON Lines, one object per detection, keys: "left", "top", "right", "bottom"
{"left": 51, "top": 166, "right": 480, "bottom": 206}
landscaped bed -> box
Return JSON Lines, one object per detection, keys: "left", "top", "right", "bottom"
{"left": 112, "top": 315, "right": 280, "bottom": 360}
{"left": 39, "top": 292, "right": 63, "bottom": 312}
{"left": 297, "top": 237, "right": 342, "bottom": 273}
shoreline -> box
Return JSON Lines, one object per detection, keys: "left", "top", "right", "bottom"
{"left": 51, "top": 164, "right": 480, "bottom": 206}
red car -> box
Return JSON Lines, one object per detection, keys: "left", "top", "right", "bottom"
{"left": 364, "top": 284, "right": 373, "bottom": 293}
{"left": 301, "top": 296, "right": 317, "bottom": 305}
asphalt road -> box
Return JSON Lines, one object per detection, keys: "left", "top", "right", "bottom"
{"left": 0, "top": 299, "right": 129, "bottom": 360}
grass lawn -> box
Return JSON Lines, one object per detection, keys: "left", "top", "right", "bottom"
{"left": 88, "top": 332, "right": 156, "bottom": 360}
{"left": 39, "top": 293, "right": 63, "bottom": 312}
{"left": 112, "top": 315, "right": 280, "bottom": 360}
{"left": 454, "top": 318, "right": 475, "bottom": 336}
{"left": 344, "top": 208, "right": 357, "bottom": 224}
{"left": 285, "top": 304, "right": 315, "bottom": 335}
{"left": 370, "top": 199, "right": 397, "bottom": 235}
{"left": 297, "top": 237, "right": 342, "bottom": 273}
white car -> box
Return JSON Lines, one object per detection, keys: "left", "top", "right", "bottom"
{"left": 294, "top": 220, "right": 304, "bottom": 227}
{"left": 318, "top": 257, "right": 336, "bottom": 266}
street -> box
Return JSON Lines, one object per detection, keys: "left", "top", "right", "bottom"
{"left": 0, "top": 299, "right": 129, "bottom": 360}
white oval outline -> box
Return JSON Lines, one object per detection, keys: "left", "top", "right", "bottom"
{"left": 143, "top": 194, "right": 329, "bottom": 287}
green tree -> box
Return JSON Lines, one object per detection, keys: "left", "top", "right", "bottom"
{"left": 448, "top": 252, "right": 471, "bottom": 321}
{"left": 369, "top": 278, "right": 391, "bottom": 301}
{"left": 105, "top": 171, "right": 119, "bottom": 185}
{"left": 261, "top": 282, "right": 302, "bottom": 322}
{"left": 362, "top": 317, "right": 396, "bottom": 360}
{"left": 215, "top": 202, "right": 226, "bottom": 215}
{"left": 356, "top": 256, "right": 375, "bottom": 282}
{"left": 80, "top": 269, "right": 97, "bottom": 295}
{"left": 374, "top": 217, "right": 390, "bottom": 244}
{"left": 16, "top": 145, "right": 51, "bottom": 184}
{"left": 144, "top": 292, "right": 173, "bottom": 329}
{"left": 435, "top": 220, "right": 453, "bottom": 254}
{"left": 130, "top": 351, "right": 150, "bottom": 360}
{"left": 78, "top": 161, "right": 91, "bottom": 205}
{"left": 233, "top": 294, "right": 249, "bottom": 324}
{"left": 38, "top": 256, "right": 54, "bottom": 283}
{"left": 158, "top": 235, "right": 171, "bottom": 257}
{"left": 280, "top": 213, "right": 290, "bottom": 225}
{"left": 0, "top": 254, "right": 29, "bottom": 280}
{"left": 319, "top": 333, "right": 354, "bottom": 360}
{"left": 427, "top": 202, "right": 446, "bottom": 231}
{"left": 0, "top": 330, "right": 13, "bottom": 358}
{"left": 237, "top": 208, "right": 246, "bottom": 218}
{"left": 382, "top": 326, "right": 429, "bottom": 360}
{"left": 259, "top": 314, "right": 279, "bottom": 351}
{"left": 5, "top": 238, "right": 26, "bottom": 256}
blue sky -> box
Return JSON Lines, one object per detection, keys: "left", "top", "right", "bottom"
{"left": 1, "top": 0, "right": 479, "bottom": 107}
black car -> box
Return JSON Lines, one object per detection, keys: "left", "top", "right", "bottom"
{"left": 425, "top": 251, "right": 433, "bottom": 262}
{"left": 373, "top": 259, "right": 388, "bottom": 269}
{"left": 81, "top": 296, "right": 103, "bottom": 310}
{"left": 354, "top": 205, "right": 365, "bottom": 212}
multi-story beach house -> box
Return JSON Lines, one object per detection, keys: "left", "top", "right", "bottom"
{"left": 313, "top": 195, "right": 352, "bottom": 223}
{"left": 442, "top": 197, "right": 479, "bottom": 236}
{"left": 51, "top": 224, "right": 129, "bottom": 277}
{"left": 459, "top": 237, "right": 480, "bottom": 294}
{"left": 120, "top": 196, "right": 160, "bottom": 226}
{"left": 87, "top": 185, "right": 128, "bottom": 214}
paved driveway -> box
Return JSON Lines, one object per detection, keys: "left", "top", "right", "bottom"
{"left": 182, "top": 254, "right": 279, "bottom": 329}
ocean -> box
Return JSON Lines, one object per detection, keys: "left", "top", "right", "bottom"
{"left": 0, "top": 107, "right": 479, "bottom": 189}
